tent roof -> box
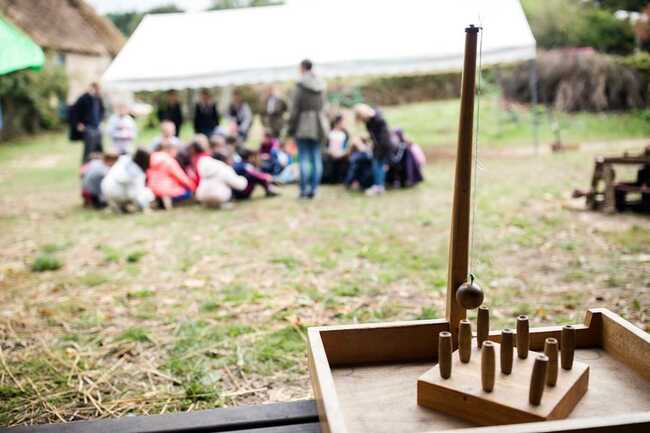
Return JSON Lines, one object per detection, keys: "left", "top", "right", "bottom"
{"left": 0, "top": 14, "right": 44, "bottom": 76}
{"left": 102, "top": 0, "right": 536, "bottom": 91}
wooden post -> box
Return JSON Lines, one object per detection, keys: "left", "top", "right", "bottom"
{"left": 446, "top": 25, "right": 480, "bottom": 336}
{"left": 602, "top": 163, "right": 616, "bottom": 214}
{"left": 438, "top": 331, "right": 453, "bottom": 379}
{"left": 517, "top": 315, "right": 530, "bottom": 359}
{"left": 561, "top": 325, "right": 576, "bottom": 370}
{"left": 529, "top": 355, "right": 549, "bottom": 406}
{"left": 481, "top": 341, "right": 496, "bottom": 392}
{"left": 477, "top": 305, "right": 489, "bottom": 349}
{"left": 458, "top": 320, "right": 472, "bottom": 363}
{"left": 545, "top": 337, "right": 559, "bottom": 386}
{"left": 500, "top": 329, "right": 514, "bottom": 374}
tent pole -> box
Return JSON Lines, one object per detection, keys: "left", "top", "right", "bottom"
{"left": 529, "top": 59, "right": 540, "bottom": 155}
{"left": 446, "top": 25, "right": 479, "bottom": 338}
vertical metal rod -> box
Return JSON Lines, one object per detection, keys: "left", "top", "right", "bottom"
{"left": 446, "top": 25, "right": 479, "bottom": 336}
{"left": 529, "top": 59, "right": 540, "bottom": 154}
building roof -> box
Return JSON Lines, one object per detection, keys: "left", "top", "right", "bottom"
{"left": 0, "top": 0, "right": 125, "bottom": 56}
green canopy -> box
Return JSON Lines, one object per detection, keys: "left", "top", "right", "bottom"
{"left": 0, "top": 15, "right": 45, "bottom": 76}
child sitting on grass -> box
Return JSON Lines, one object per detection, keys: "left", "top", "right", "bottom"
{"left": 147, "top": 142, "right": 196, "bottom": 209}
{"left": 232, "top": 149, "right": 280, "bottom": 200}
{"left": 344, "top": 137, "right": 374, "bottom": 191}
{"left": 101, "top": 149, "right": 155, "bottom": 213}
{"left": 81, "top": 152, "right": 118, "bottom": 208}
{"left": 188, "top": 140, "right": 248, "bottom": 208}
{"left": 322, "top": 114, "right": 350, "bottom": 184}
{"left": 209, "top": 134, "right": 228, "bottom": 160}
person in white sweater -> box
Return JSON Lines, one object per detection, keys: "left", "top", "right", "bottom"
{"left": 106, "top": 103, "right": 137, "bottom": 155}
{"left": 101, "top": 149, "right": 154, "bottom": 212}
{"left": 189, "top": 141, "right": 247, "bottom": 207}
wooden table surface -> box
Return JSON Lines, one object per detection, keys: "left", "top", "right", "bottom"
{"left": 1, "top": 400, "right": 321, "bottom": 433}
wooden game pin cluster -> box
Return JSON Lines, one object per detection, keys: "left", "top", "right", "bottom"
{"left": 418, "top": 306, "right": 590, "bottom": 426}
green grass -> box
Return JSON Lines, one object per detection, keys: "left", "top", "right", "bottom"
{"left": 383, "top": 97, "right": 650, "bottom": 149}
{"left": 31, "top": 254, "right": 63, "bottom": 272}
{"left": 1, "top": 98, "right": 649, "bottom": 426}
{"left": 126, "top": 250, "right": 147, "bottom": 263}
{"left": 117, "top": 327, "right": 151, "bottom": 343}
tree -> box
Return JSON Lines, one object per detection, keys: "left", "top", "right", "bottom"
{"left": 576, "top": 8, "right": 636, "bottom": 55}
{"left": 107, "top": 5, "right": 184, "bottom": 37}
{"left": 521, "top": 0, "right": 636, "bottom": 55}
{"left": 593, "top": 0, "right": 648, "bottom": 12}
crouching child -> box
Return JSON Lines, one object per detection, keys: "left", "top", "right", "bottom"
{"left": 188, "top": 140, "right": 248, "bottom": 207}
{"left": 101, "top": 149, "right": 155, "bottom": 213}
{"left": 81, "top": 152, "right": 118, "bottom": 208}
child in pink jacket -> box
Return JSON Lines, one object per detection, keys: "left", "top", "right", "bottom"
{"left": 147, "top": 142, "right": 196, "bottom": 209}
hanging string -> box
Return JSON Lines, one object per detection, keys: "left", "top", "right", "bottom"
{"left": 469, "top": 22, "right": 484, "bottom": 283}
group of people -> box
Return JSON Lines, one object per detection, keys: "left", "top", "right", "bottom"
{"left": 72, "top": 59, "right": 425, "bottom": 213}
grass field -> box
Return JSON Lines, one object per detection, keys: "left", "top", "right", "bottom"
{"left": 1, "top": 97, "right": 649, "bottom": 426}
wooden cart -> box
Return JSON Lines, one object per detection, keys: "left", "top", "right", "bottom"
{"left": 575, "top": 151, "right": 650, "bottom": 213}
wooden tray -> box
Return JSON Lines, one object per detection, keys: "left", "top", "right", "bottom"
{"left": 307, "top": 308, "right": 650, "bottom": 433}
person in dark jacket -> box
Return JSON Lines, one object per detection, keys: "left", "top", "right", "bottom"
{"left": 70, "top": 82, "right": 105, "bottom": 163}
{"left": 288, "top": 59, "right": 329, "bottom": 199}
{"left": 157, "top": 90, "right": 183, "bottom": 137}
{"left": 262, "top": 86, "right": 288, "bottom": 138}
{"left": 354, "top": 103, "right": 395, "bottom": 195}
{"left": 193, "top": 89, "right": 220, "bottom": 137}
{"left": 228, "top": 89, "right": 253, "bottom": 141}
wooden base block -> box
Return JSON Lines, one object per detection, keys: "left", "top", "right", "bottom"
{"left": 417, "top": 342, "right": 589, "bottom": 426}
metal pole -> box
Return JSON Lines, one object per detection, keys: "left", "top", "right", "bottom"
{"left": 529, "top": 59, "right": 540, "bottom": 155}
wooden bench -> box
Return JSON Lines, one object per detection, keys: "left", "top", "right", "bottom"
{"left": 1, "top": 400, "right": 321, "bottom": 433}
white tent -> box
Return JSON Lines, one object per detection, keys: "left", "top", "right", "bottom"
{"left": 102, "top": 0, "right": 536, "bottom": 91}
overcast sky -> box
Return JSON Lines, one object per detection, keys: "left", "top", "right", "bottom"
{"left": 88, "top": 0, "right": 212, "bottom": 14}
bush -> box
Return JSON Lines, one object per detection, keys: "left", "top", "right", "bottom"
{"left": 360, "top": 73, "right": 462, "bottom": 107}
{"left": 325, "top": 72, "right": 463, "bottom": 108}
{"left": 31, "top": 254, "right": 63, "bottom": 272}
{"left": 502, "top": 50, "right": 647, "bottom": 112}
{"left": 521, "top": 0, "right": 636, "bottom": 55}
{"left": 0, "top": 60, "right": 68, "bottom": 140}
{"left": 618, "top": 52, "right": 650, "bottom": 81}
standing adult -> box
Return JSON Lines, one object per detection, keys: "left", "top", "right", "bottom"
{"left": 354, "top": 103, "right": 395, "bottom": 195}
{"left": 193, "top": 89, "right": 220, "bottom": 137}
{"left": 262, "top": 86, "right": 288, "bottom": 138}
{"left": 288, "top": 59, "right": 329, "bottom": 199}
{"left": 70, "top": 82, "right": 105, "bottom": 163}
{"left": 228, "top": 89, "right": 253, "bottom": 141}
{"left": 157, "top": 90, "right": 184, "bottom": 137}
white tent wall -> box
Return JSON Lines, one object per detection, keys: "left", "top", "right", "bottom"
{"left": 102, "top": 0, "right": 536, "bottom": 91}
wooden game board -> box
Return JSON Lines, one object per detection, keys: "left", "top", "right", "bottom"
{"left": 307, "top": 25, "right": 650, "bottom": 433}
{"left": 308, "top": 309, "right": 650, "bottom": 433}
{"left": 417, "top": 343, "right": 590, "bottom": 425}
